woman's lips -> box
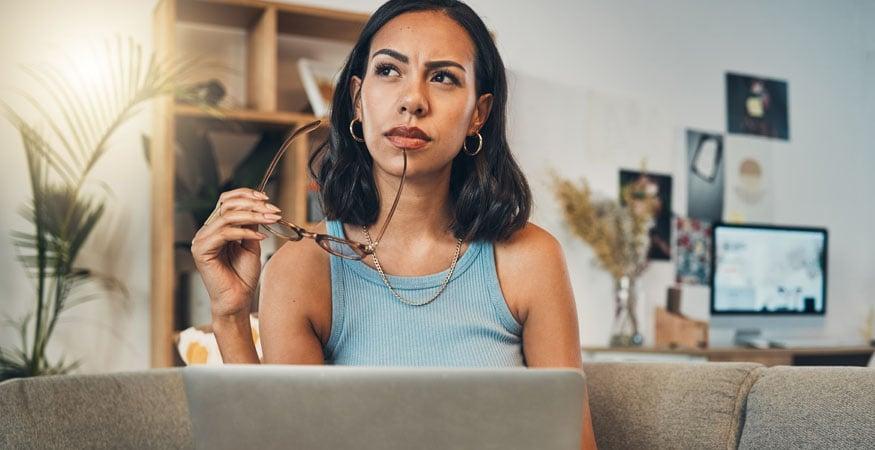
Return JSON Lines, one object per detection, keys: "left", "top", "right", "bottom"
{"left": 385, "top": 135, "right": 429, "bottom": 150}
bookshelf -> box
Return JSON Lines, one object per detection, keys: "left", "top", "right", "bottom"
{"left": 150, "top": 0, "right": 369, "bottom": 367}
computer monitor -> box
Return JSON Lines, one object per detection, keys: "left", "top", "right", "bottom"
{"left": 711, "top": 223, "right": 828, "bottom": 316}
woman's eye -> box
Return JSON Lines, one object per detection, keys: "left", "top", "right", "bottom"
{"left": 432, "top": 70, "right": 458, "bottom": 85}
{"left": 375, "top": 64, "right": 399, "bottom": 77}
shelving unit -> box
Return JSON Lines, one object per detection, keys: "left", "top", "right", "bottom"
{"left": 150, "top": 0, "right": 369, "bottom": 367}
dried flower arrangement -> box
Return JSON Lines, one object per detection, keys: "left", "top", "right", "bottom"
{"left": 551, "top": 169, "right": 662, "bottom": 347}
{"left": 551, "top": 170, "right": 658, "bottom": 279}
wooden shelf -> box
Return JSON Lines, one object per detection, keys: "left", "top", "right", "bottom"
{"left": 174, "top": 103, "right": 318, "bottom": 126}
{"left": 176, "top": 0, "right": 266, "bottom": 29}
{"left": 150, "top": 0, "right": 366, "bottom": 368}
{"left": 176, "top": 0, "right": 368, "bottom": 40}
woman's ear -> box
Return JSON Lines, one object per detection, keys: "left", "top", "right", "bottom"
{"left": 349, "top": 75, "right": 363, "bottom": 119}
{"left": 469, "top": 92, "right": 493, "bottom": 134}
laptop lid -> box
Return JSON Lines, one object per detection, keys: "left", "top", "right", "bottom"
{"left": 181, "top": 364, "right": 585, "bottom": 450}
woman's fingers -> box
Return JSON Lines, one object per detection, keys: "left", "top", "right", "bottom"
{"left": 196, "top": 210, "right": 281, "bottom": 243}
{"left": 218, "top": 188, "right": 270, "bottom": 204}
{"left": 218, "top": 197, "right": 282, "bottom": 216}
{"left": 192, "top": 226, "right": 267, "bottom": 262}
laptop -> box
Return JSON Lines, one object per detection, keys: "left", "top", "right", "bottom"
{"left": 181, "top": 364, "right": 585, "bottom": 450}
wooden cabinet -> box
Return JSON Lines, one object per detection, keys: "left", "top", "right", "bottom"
{"left": 150, "top": 0, "right": 369, "bottom": 367}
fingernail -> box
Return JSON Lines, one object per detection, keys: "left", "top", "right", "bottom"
{"left": 266, "top": 204, "right": 281, "bottom": 212}
{"left": 255, "top": 191, "right": 269, "bottom": 199}
{"left": 264, "top": 213, "right": 282, "bottom": 220}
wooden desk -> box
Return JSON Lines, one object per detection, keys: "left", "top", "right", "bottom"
{"left": 582, "top": 345, "right": 875, "bottom": 367}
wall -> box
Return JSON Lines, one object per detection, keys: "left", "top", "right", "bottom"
{"left": 1, "top": 0, "right": 872, "bottom": 373}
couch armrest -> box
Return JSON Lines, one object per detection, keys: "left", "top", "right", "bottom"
{"left": 0, "top": 368, "right": 192, "bottom": 449}
{"left": 739, "top": 366, "right": 875, "bottom": 449}
{"left": 582, "top": 361, "right": 764, "bottom": 449}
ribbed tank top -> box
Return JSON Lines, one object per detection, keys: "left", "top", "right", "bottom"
{"left": 322, "top": 219, "right": 525, "bottom": 367}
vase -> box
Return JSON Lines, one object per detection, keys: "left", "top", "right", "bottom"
{"left": 610, "top": 275, "right": 644, "bottom": 347}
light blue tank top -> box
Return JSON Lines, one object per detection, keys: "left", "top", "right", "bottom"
{"left": 322, "top": 219, "right": 525, "bottom": 367}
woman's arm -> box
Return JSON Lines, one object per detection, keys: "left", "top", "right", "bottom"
{"left": 213, "top": 313, "right": 261, "bottom": 364}
{"left": 212, "top": 235, "right": 330, "bottom": 365}
{"left": 256, "top": 237, "right": 330, "bottom": 365}
{"left": 497, "top": 225, "right": 598, "bottom": 450}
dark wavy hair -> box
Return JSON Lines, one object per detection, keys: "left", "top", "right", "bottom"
{"left": 308, "top": 0, "right": 531, "bottom": 242}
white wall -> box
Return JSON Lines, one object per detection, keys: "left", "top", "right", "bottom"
{"left": 1, "top": 0, "right": 873, "bottom": 373}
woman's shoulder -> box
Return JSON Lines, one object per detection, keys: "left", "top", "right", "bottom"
{"left": 493, "top": 221, "right": 564, "bottom": 263}
{"left": 264, "top": 220, "right": 332, "bottom": 294}
{"left": 492, "top": 222, "right": 568, "bottom": 325}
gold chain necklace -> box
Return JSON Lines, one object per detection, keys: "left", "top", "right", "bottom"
{"left": 361, "top": 225, "right": 463, "bottom": 306}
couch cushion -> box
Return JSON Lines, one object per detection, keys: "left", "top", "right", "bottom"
{"left": 738, "top": 366, "right": 875, "bottom": 449}
{"left": 0, "top": 368, "right": 193, "bottom": 449}
{"left": 582, "top": 361, "right": 764, "bottom": 449}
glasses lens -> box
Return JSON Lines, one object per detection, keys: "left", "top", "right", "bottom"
{"left": 317, "top": 236, "right": 367, "bottom": 260}
{"left": 262, "top": 222, "right": 303, "bottom": 240}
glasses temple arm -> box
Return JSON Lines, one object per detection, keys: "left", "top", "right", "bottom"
{"left": 371, "top": 149, "right": 407, "bottom": 246}
{"left": 256, "top": 120, "right": 323, "bottom": 192}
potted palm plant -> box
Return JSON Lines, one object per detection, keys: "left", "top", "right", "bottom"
{"left": 0, "top": 36, "right": 216, "bottom": 381}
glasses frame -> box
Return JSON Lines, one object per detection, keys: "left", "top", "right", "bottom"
{"left": 255, "top": 119, "right": 406, "bottom": 260}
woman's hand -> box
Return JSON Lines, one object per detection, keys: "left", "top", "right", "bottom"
{"left": 191, "top": 188, "right": 283, "bottom": 319}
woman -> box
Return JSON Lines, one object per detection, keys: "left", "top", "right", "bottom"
{"left": 191, "top": 0, "right": 597, "bottom": 447}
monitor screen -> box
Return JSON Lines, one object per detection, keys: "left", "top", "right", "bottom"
{"left": 711, "top": 224, "right": 827, "bottom": 315}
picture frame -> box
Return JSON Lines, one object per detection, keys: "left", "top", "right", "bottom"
{"left": 297, "top": 58, "right": 341, "bottom": 118}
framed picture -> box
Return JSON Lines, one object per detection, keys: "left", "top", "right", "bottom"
{"left": 675, "top": 217, "right": 712, "bottom": 285}
{"left": 726, "top": 72, "right": 789, "bottom": 140}
{"left": 297, "top": 58, "right": 341, "bottom": 118}
{"left": 686, "top": 129, "right": 724, "bottom": 222}
{"left": 619, "top": 170, "right": 673, "bottom": 261}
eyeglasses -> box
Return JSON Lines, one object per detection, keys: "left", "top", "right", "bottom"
{"left": 256, "top": 119, "right": 406, "bottom": 260}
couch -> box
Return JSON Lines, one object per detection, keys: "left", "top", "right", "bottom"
{"left": 2, "top": 362, "right": 873, "bottom": 449}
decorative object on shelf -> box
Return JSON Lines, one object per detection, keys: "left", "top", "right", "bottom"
{"left": 675, "top": 217, "right": 712, "bottom": 285}
{"left": 0, "top": 36, "right": 209, "bottom": 381}
{"left": 551, "top": 170, "right": 658, "bottom": 347}
{"left": 654, "top": 307, "right": 709, "bottom": 349}
{"left": 175, "top": 78, "right": 227, "bottom": 107}
{"left": 620, "top": 168, "right": 673, "bottom": 260}
{"left": 611, "top": 275, "right": 644, "bottom": 347}
{"left": 174, "top": 313, "right": 262, "bottom": 365}
{"left": 297, "top": 58, "right": 341, "bottom": 118}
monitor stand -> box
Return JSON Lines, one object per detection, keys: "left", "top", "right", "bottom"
{"left": 733, "top": 328, "right": 770, "bottom": 348}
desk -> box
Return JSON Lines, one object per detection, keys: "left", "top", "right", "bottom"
{"left": 582, "top": 345, "right": 875, "bottom": 367}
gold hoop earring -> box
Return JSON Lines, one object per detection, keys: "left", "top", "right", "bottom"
{"left": 349, "top": 118, "right": 365, "bottom": 142}
{"left": 462, "top": 132, "right": 483, "bottom": 156}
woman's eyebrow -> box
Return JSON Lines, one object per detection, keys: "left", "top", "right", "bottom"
{"left": 372, "top": 48, "right": 466, "bottom": 73}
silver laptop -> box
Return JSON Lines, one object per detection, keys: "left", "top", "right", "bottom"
{"left": 181, "top": 364, "right": 585, "bottom": 450}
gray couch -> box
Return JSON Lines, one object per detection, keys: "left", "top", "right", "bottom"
{"left": 2, "top": 362, "right": 873, "bottom": 449}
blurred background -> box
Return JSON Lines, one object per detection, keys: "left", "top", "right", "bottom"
{"left": 1, "top": 0, "right": 873, "bottom": 374}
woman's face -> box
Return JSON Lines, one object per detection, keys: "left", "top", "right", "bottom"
{"left": 350, "top": 11, "right": 493, "bottom": 179}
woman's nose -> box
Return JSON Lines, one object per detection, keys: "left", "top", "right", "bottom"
{"left": 398, "top": 81, "right": 429, "bottom": 117}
